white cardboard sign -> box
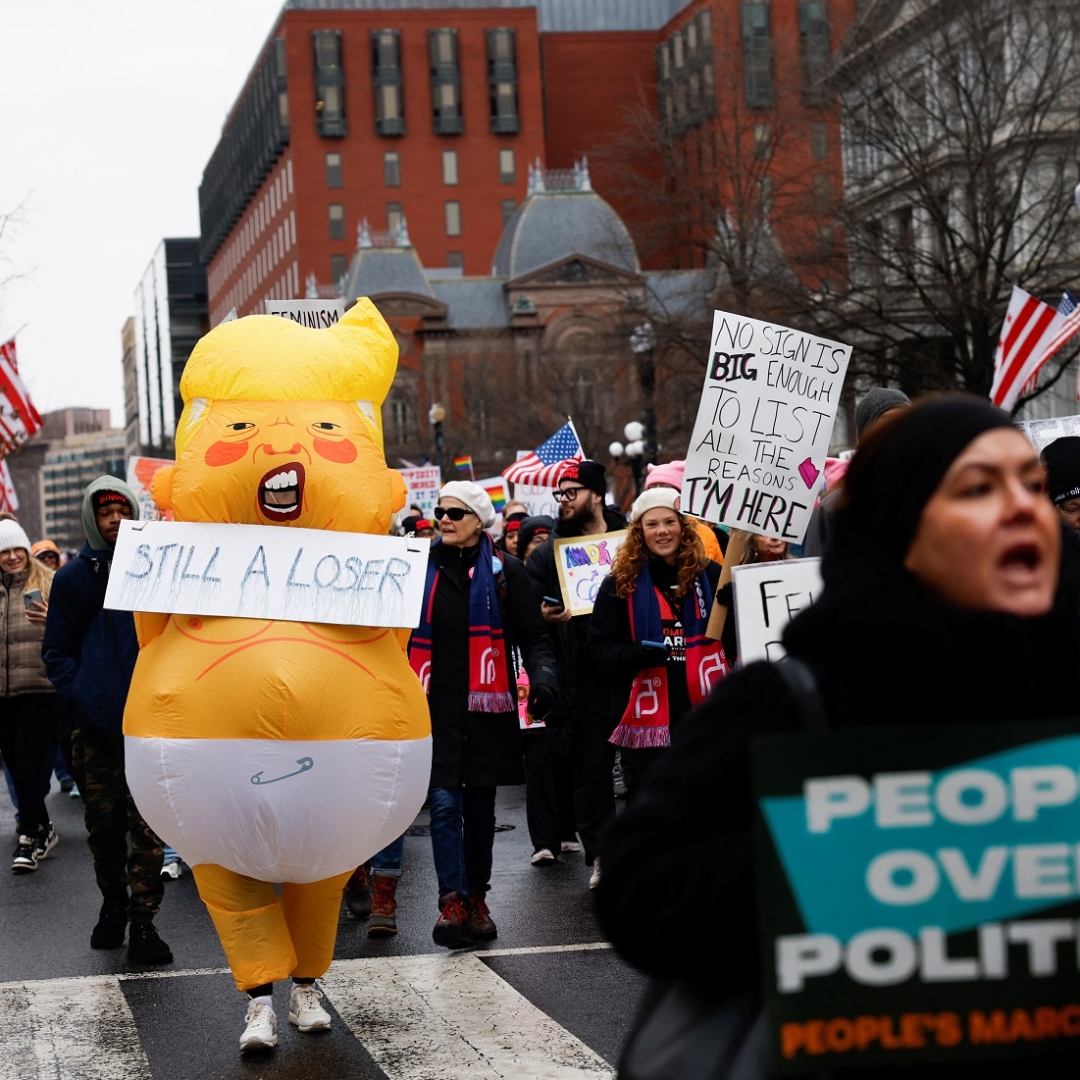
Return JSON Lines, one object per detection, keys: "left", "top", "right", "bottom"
{"left": 1016, "top": 413, "right": 1080, "bottom": 455}
{"left": 264, "top": 298, "right": 345, "bottom": 328}
{"left": 400, "top": 465, "right": 442, "bottom": 518}
{"left": 682, "top": 311, "right": 852, "bottom": 544}
{"left": 104, "top": 520, "right": 430, "bottom": 628}
{"left": 731, "top": 557, "right": 822, "bottom": 665}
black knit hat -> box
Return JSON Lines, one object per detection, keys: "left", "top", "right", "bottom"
{"left": 843, "top": 395, "right": 1014, "bottom": 561}
{"left": 1042, "top": 437, "right": 1080, "bottom": 505}
{"left": 558, "top": 459, "right": 606, "bottom": 496}
{"left": 854, "top": 387, "right": 910, "bottom": 440}
{"left": 518, "top": 515, "right": 555, "bottom": 553}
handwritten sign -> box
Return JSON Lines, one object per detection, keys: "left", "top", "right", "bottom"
{"left": 1017, "top": 413, "right": 1080, "bottom": 456}
{"left": 400, "top": 465, "right": 442, "bottom": 519}
{"left": 731, "top": 558, "right": 822, "bottom": 664}
{"left": 126, "top": 456, "right": 174, "bottom": 523}
{"left": 553, "top": 530, "right": 627, "bottom": 616}
{"left": 682, "top": 311, "right": 852, "bottom": 544}
{"left": 104, "top": 520, "right": 429, "bottom": 628}
{"left": 264, "top": 298, "right": 344, "bottom": 328}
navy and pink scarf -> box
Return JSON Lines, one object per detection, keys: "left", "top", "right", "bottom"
{"left": 409, "top": 535, "right": 516, "bottom": 714}
{"left": 609, "top": 563, "right": 729, "bottom": 749}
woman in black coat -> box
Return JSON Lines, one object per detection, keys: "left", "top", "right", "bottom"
{"left": 411, "top": 481, "right": 557, "bottom": 948}
{"left": 597, "top": 397, "right": 1080, "bottom": 1078}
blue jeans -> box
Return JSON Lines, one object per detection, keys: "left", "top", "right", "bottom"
{"left": 371, "top": 835, "right": 405, "bottom": 877}
{"left": 428, "top": 785, "right": 497, "bottom": 900}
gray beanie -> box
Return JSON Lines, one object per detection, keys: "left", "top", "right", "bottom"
{"left": 854, "top": 387, "right": 910, "bottom": 440}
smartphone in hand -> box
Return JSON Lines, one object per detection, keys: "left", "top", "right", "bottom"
{"left": 542, "top": 595, "right": 565, "bottom": 612}
{"left": 23, "top": 589, "right": 43, "bottom": 611}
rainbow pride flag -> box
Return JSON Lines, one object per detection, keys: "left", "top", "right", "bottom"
{"left": 454, "top": 455, "right": 473, "bottom": 473}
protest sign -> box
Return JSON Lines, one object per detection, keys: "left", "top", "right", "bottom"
{"left": 399, "top": 465, "right": 441, "bottom": 519}
{"left": 127, "top": 456, "right": 174, "bottom": 523}
{"left": 731, "top": 558, "right": 821, "bottom": 664}
{"left": 105, "top": 520, "right": 429, "bottom": 628}
{"left": 1017, "top": 413, "right": 1080, "bottom": 456}
{"left": 264, "top": 298, "right": 344, "bottom": 328}
{"left": 682, "top": 312, "right": 852, "bottom": 544}
{"left": 553, "top": 530, "right": 627, "bottom": 616}
{"left": 754, "top": 719, "right": 1080, "bottom": 1073}
{"left": 512, "top": 478, "right": 559, "bottom": 519}
{"left": 475, "top": 476, "right": 510, "bottom": 514}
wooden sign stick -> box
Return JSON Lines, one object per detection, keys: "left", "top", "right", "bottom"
{"left": 705, "top": 529, "right": 749, "bottom": 641}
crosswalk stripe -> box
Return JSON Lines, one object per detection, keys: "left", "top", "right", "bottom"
{"left": 322, "top": 952, "right": 615, "bottom": 1079}
{"left": 0, "top": 976, "right": 152, "bottom": 1080}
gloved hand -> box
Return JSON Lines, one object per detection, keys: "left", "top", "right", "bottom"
{"left": 629, "top": 642, "right": 669, "bottom": 670}
{"left": 527, "top": 682, "right": 558, "bottom": 721}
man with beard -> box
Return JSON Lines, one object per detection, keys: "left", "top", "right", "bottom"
{"left": 526, "top": 460, "right": 626, "bottom": 888}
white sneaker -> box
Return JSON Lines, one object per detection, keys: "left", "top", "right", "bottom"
{"left": 588, "top": 857, "right": 601, "bottom": 889}
{"left": 289, "top": 983, "right": 331, "bottom": 1032}
{"left": 240, "top": 1000, "right": 278, "bottom": 1052}
{"left": 561, "top": 840, "right": 581, "bottom": 853}
{"left": 531, "top": 848, "right": 556, "bottom": 866}
{"left": 160, "top": 861, "right": 181, "bottom": 880}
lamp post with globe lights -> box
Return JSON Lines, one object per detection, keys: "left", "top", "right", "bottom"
{"left": 429, "top": 402, "right": 447, "bottom": 477}
{"left": 629, "top": 321, "right": 658, "bottom": 467}
{"left": 609, "top": 420, "right": 648, "bottom": 495}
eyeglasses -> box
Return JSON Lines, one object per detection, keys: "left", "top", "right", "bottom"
{"left": 553, "top": 486, "right": 588, "bottom": 502}
{"left": 433, "top": 506, "right": 476, "bottom": 521}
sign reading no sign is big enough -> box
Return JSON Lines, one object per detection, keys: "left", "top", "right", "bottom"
{"left": 754, "top": 720, "right": 1080, "bottom": 1073}
{"left": 682, "top": 311, "right": 852, "bottom": 544}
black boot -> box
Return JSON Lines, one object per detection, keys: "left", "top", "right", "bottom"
{"left": 343, "top": 864, "right": 371, "bottom": 920}
{"left": 127, "top": 917, "right": 173, "bottom": 964}
{"left": 90, "top": 897, "right": 128, "bottom": 949}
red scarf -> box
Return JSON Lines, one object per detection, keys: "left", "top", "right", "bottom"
{"left": 609, "top": 566, "right": 728, "bottom": 748}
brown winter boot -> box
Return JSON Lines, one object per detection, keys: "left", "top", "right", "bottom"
{"left": 367, "top": 873, "right": 399, "bottom": 937}
{"left": 467, "top": 891, "right": 497, "bottom": 940}
{"left": 343, "top": 864, "right": 371, "bottom": 920}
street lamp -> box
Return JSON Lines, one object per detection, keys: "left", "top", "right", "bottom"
{"left": 610, "top": 420, "right": 648, "bottom": 494}
{"left": 629, "top": 321, "right": 658, "bottom": 466}
{"left": 429, "top": 402, "right": 447, "bottom": 477}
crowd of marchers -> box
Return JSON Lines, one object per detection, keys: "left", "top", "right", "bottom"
{"left": 4, "top": 389, "right": 1080, "bottom": 1073}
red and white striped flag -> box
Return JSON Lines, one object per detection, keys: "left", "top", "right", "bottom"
{"left": 0, "top": 458, "right": 19, "bottom": 513}
{"left": 991, "top": 286, "right": 1080, "bottom": 411}
{"left": 0, "top": 338, "right": 41, "bottom": 452}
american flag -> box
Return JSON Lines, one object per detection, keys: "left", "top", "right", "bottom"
{"left": 991, "top": 286, "right": 1080, "bottom": 411}
{"left": 501, "top": 421, "right": 584, "bottom": 487}
{"left": 0, "top": 338, "right": 41, "bottom": 451}
{"left": 0, "top": 458, "right": 18, "bottom": 513}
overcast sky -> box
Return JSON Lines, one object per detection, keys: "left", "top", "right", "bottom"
{"left": 0, "top": 1, "right": 286, "bottom": 427}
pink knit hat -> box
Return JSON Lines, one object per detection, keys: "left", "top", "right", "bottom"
{"left": 644, "top": 460, "right": 684, "bottom": 490}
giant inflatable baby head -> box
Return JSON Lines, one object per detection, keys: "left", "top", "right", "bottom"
{"left": 151, "top": 298, "right": 406, "bottom": 534}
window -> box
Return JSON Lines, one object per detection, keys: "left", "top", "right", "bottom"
{"left": 328, "top": 203, "right": 345, "bottom": 240}
{"left": 487, "top": 29, "right": 519, "bottom": 134}
{"left": 325, "top": 152, "right": 342, "bottom": 188}
{"left": 741, "top": 2, "right": 774, "bottom": 108}
{"left": 446, "top": 251, "right": 464, "bottom": 269}
{"left": 798, "top": 0, "right": 830, "bottom": 107}
{"left": 429, "top": 29, "right": 463, "bottom": 134}
{"left": 499, "top": 148, "right": 515, "bottom": 183}
{"left": 753, "top": 123, "right": 772, "bottom": 160}
{"left": 501, "top": 198, "right": 517, "bottom": 225}
{"left": 894, "top": 205, "right": 914, "bottom": 254}
{"left": 442, "top": 150, "right": 459, "bottom": 185}
{"left": 811, "top": 121, "right": 828, "bottom": 160}
{"left": 445, "top": 200, "right": 462, "bottom": 236}
{"left": 312, "top": 30, "right": 347, "bottom": 137}
{"left": 384, "top": 150, "right": 401, "bottom": 186}
{"left": 330, "top": 253, "right": 349, "bottom": 283}
{"left": 388, "top": 393, "right": 412, "bottom": 444}
{"left": 658, "top": 42, "right": 671, "bottom": 80}
{"left": 372, "top": 30, "right": 405, "bottom": 136}
{"left": 387, "top": 201, "right": 403, "bottom": 235}
{"left": 813, "top": 174, "right": 832, "bottom": 213}
{"left": 672, "top": 30, "right": 685, "bottom": 70}
{"left": 699, "top": 8, "right": 712, "bottom": 39}
{"left": 274, "top": 37, "right": 290, "bottom": 133}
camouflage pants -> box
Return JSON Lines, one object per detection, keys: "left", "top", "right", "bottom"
{"left": 72, "top": 729, "right": 164, "bottom": 918}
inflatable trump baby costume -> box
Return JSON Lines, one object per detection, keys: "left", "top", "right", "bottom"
{"left": 122, "top": 299, "right": 431, "bottom": 1052}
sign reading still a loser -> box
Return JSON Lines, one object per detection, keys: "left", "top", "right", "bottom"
{"left": 754, "top": 720, "right": 1080, "bottom": 1074}
{"left": 553, "top": 530, "right": 627, "bottom": 616}
{"left": 682, "top": 312, "right": 852, "bottom": 544}
{"left": 104, "top": 519, "right": 429, "bottom": 628}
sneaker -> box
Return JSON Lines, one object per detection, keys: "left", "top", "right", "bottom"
{"left": 588, "top": 857, "right": 602, "bottom": 890}
{"left": 368, "top": 873, "right": 399, "bottom": 937}
{"left": 90, "top": 898, "right": 128, "bottom": 949}
{"left": 160, "top": 860, "right": 181, "bottom": 880}
{"left": 240, "top": 1000, "right": 278, "bottom": 1052}
{"left": 60, "top": 778, "right": 75, "bottom": 794}
{"left": 530, "top": 848, "right": 556, "bottom": 866}
{"left": 127, "top": 919, "right": 173, "bottom": 964}
{"left": 33, "top": 826, "right": 58, "bottom": 862}
{"left": 68, "top": 783, "right": 81, "bottom": 799}
{"left": 432, "top": 892, "right": 472, "bottom": 949}
{"left": 11, "top": 836, "right": 36, "bottom": 874}
{"left": 343, "top": 863, "right": 371, "bottom": 920}
{"left": 560, "top": 840, "right": 581, "bottom": 853}
{"left": 467, "top": 891, "right": 497, "bottom": 940}
{"left": 288, "top": 983, "right": 331, "bottom": 1032}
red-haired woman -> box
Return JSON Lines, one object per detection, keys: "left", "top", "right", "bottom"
{"left": 586, "top": 488, "right": 728, "bottom": 794}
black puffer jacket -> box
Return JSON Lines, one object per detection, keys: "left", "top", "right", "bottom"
{"left": 597, "top": 522, "right": 1080, "bottom": 1079}
{"left": 424, "top": 540, "right": 557, "bottom": 788}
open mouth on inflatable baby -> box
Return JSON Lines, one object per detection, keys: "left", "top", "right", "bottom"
{"left": 258, "top": 462, "right": 306, "bottom": 522}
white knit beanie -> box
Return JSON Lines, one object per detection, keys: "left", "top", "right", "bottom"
{"left": 0, "top": 519, "right": 32, "bottom": 556}
{"left": 439, "top": 481, "right": 497, "bottom": 529}
{"left": 630, "top": 487, "right": 681, "bottom": 523}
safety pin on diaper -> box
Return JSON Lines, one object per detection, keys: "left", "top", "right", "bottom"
{"left": 251, "top": 757, "right": 314, "bottom": 785}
